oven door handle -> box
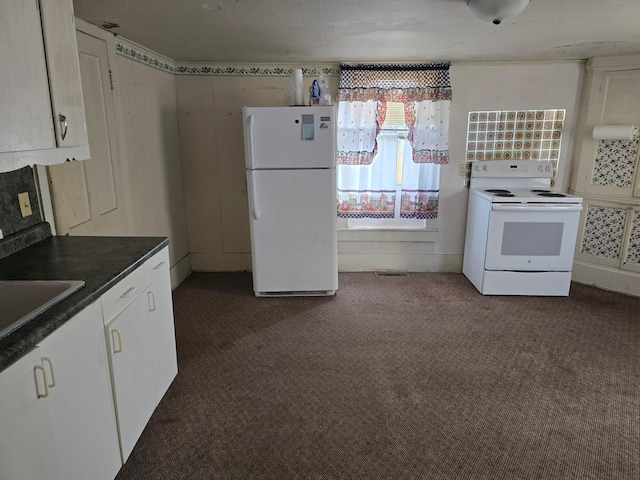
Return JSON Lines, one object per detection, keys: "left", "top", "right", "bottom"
{"left": 491, "top": 204, "right": 583, "bottom": 212}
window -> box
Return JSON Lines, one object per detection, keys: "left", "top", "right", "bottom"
{"left": 335, "top": 64, "right": 452, "bottom": 229}
{"left": 341, "top": 103, "right": 437, "bottom": 229}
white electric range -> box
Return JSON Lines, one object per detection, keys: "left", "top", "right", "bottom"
{"left": 462, "top": 160, "right": 583, "bottom": 296}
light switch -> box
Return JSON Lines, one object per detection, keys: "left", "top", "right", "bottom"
{"left": 18, "top": 192, "right": 33, "bottom": 217}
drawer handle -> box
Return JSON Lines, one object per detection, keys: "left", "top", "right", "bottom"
{"left": 111, "top": 329, "right": 123, "bottom": 354}
{"left": 153, "top": 261, "right": 166, "bottom": 270}
{"left": 33, "top": 365, "right": 50, "bottom": 399}
{"left": 41, "top": 357, "right": 56, "bottom": 388}
{"left": 120, "top": 286, "right": 137, "bottom": 298}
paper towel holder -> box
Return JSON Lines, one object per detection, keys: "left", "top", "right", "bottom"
{"left": 592, "top": 125, "right": 638, "bottom": 141}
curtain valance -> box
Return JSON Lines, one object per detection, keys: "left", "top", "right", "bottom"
{"left": 337, "top": 63, "right": 451, "bottom": 166}
{"left": 338, "top": 63, "right": 452, "bottom": 101}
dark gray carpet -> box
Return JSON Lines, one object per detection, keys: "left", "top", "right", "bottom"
{"left": 116, "top": 272, "right": 639, "bottom": 480}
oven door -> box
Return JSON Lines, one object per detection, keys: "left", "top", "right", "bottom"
{"left": 484, "top": 203, "right": 582, "bottom": 271}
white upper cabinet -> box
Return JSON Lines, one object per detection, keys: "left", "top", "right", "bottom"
{"left": 40, "top": 0, "right": 88, "bottom": 149}
{"left": 0, "top": 0, "right": 55, "bottom": 155}
{"left": 0, "top": 0, "right": 89, "bottom": 173}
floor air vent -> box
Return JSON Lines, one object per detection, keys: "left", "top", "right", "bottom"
{"left": 375, "top": 270, "right": 409, "bottom": 277}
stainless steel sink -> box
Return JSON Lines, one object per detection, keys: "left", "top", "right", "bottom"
{"left": 0, "top": 280, "right": 85, "bottom": 340}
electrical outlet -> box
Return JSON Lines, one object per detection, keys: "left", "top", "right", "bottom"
{"left": 18, "top": 192, "right": 33, "bottom": 217}
{"left": 458, "top": 164, "right": 467, "bottom": 176}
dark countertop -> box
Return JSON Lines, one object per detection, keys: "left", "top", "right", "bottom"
{"left": 0, "top": 235, "right": 169, "bottom": 372}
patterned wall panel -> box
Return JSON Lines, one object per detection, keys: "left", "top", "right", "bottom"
{"left": 624, "top": 210, "right": 640, "bottom": 266}
{"left": 592, "top": 138, "right": 639, "bottom": 188}
{"left": 580, "top": 204, "right": 627, "bottom": 260}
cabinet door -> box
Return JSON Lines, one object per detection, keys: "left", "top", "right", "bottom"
{"left": 621, "top": 207, "right": 640, "bottom": 273}
{"left": 577, "top": 201, "right": 628, "bottom": 268}
{"left": 39, "top": 0, "right": 88, "bottom": 149}
{"left": 583, "top": 69, "right": 640, "bottom": 198}
{"left": 38, "top": 302, "right": 122, "bottom": 480}
{"left": 0, "top": 348, "right": 62, "bottom": 480}
{"left": 147, "top": 277, "right": 178, "bottom": 404}
{"left": 106, "top": 293, "right": 156, "bottom": 462}
{"left": 0, "top": 0, "right": 55, "bottom": 154}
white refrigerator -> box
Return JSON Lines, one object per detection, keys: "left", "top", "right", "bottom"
{"left": 242, "top": 106, "right": 338, "bottom": 297}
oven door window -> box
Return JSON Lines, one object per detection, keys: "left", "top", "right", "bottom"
{"left": 484, "top": 207, "right": 581, "bottom": 271}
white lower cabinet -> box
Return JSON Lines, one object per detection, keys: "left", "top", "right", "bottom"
{"left": 0, "top": 246, "right": 177, "bottom": 479}
{"left": 103, "top": 246, "right": 178, "bottom": 461}
{"left": 146, "top": 248, "right": 179, "bottom": 404}
{"left": 0, "top": 301, "right": 121, "bottom": 480}
{"left": 0, "top": 349, "right": 61, "bottom": 480}
{"left": 105, "top": 292, "right": 157, "bottom": 461}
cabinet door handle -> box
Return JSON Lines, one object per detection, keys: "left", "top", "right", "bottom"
{"left": 120, "top": 286, "right": 137, "bottom": 298}
{"left": 153, "top": 261, "right": 165, "bottom": 270}
{"left": 33, "top": 365, "right": 50, "bottom": 399}
{"left": 41, "top": 357, "right": 56, "bottom": 388}
{"left": 59, "top": 114, "right": 68, "bottom": 141}
{"left": 111, "top": 328, "right": 123, "bottom": 354}
{"left": 148, "top": 291, "right": 156, "bottom": 312}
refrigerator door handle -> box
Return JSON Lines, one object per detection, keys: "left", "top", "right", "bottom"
{"left": 246, "top": 114, "right": 256, "bottom": 170}
{"left": 248, "top": 170, "right": 260, "bottom": 220}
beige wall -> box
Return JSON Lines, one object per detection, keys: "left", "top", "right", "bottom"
{"left": 176, "top": 61, "right": 584, "bottom": 272}
{"left": 112, "top": 39, "right": 190, "bottom": 285}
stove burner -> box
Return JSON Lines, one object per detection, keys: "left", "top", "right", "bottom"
{"left": 494, "top": 193, "right": 515, "bottom": 197}
{"left": 531, "top": 189, "right": 551, "bottom": 193}
{"left": 485, "top": 189, "right": 511, "bottom": 194}
{"left": 537, "top": 192, "right": 567, "bottom": 198}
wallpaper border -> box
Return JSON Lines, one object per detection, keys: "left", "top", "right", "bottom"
{"left": 114, "top": 40, "right": 339, "bottom": 76}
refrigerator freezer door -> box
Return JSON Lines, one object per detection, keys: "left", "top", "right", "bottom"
{"left": 248, "top": 168, "right": 338, "bottom": 295}
{"left": 243, "top": 106, "right": 336, "bottom": 169}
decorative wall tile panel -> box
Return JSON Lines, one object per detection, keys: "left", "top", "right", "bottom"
{"left": 581, "top": 205, "right": 626, "bottom": 260}
{"left": 592, "top": 138, "right": 639, "bottom": 188}
{"left": 624, "top": 210, "right": 640, "bottom": 266}
{"left": 465, "top": 109, "right": 564, "bottom": 184}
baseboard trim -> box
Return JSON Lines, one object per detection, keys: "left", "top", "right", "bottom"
{"left": 191, "top": 253, "right": 252, "bottom": 272}
{"left": 170, "top": 253, "right": 192, "bottom": 288}
{"left": 572, "top": 261, "right": 640, "bottom": 298}
{"left": 338, "top": 253, "right": 463, "bottom": 272}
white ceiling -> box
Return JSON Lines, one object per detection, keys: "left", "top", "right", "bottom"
{"left": 73, "top": 0, "right": 640, "bottom": 63}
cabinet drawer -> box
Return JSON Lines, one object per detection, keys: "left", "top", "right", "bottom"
{"left": 145, "top": 247, "right": 170, "bottom": 284}
{"left": 101, "top": 265, "right": 146, "bottom": 324}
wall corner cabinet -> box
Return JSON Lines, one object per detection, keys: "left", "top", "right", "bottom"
{"left": 0, "top": 246, "right": 178, "bottom": 479}
{"left": 571, "top": 55, "right": 640, "bottom": 295}
{"left": 0, "top": 0, "right": 89, "bottom": 173}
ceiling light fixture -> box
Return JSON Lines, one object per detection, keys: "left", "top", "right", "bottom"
{"left": 466, "top": 0, "right": 531, "bottom": 25}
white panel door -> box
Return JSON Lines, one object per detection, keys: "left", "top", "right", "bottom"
{"left": 48, "top": 31, "right": 128, "bottom": 236}
{"left": 248, "top": 168, "right": 338, "bottom": 293}
{"left": 244, "top": 106, "right": 336, "bottom": 169}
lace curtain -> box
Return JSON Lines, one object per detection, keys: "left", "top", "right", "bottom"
{"left": 336, "top": 63, "right": 452, "bottom": 219}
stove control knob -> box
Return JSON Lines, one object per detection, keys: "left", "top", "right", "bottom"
{"left": 538, "top": 165, "right": 544, "bottom": 172}
{"left": 482, "top": 164, "right": 488, "bottom": 171}
{"left": 546, "top": 165, "right": 551, "bottom": 172}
